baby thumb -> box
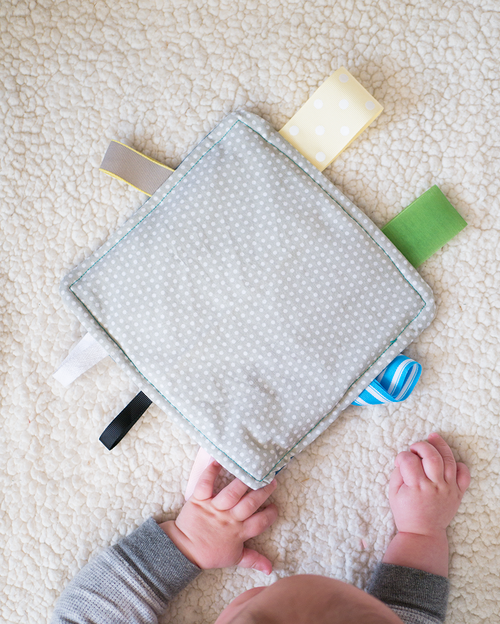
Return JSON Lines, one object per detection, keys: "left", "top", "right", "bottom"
{"left": 238, "top": 548, "right": 273, "bottom": 575}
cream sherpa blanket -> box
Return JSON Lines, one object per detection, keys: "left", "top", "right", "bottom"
{"left": 1, "top": 1, "right": 499, "bottom": 623}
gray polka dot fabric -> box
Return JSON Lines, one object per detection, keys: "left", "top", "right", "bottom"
{"left": 61, "top": 111, "right": 435, "bottom": 489}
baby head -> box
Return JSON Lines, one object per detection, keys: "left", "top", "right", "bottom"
{"left": 215, "top": 575, "right": 403, "bottom": 624}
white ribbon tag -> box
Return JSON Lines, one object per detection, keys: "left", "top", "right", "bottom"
{"left": 53, "top": 333, "right": 108, "bottom": 387}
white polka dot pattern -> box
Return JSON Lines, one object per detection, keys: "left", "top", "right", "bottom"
{"left": 60, "top": 111, "right": 435, "bottom": 489}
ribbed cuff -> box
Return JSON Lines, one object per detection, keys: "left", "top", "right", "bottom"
{"left": 112, "top": 518, "right": 201, "bottom": 603}
{"left": 367, "top": 563, "right": 449, "bottom": 622}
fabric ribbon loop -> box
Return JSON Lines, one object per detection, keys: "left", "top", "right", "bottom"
{"left": 99, "top": 392, "right": 153, "bottom": 450}
{"left": 279, "top": 67, "right": 383, "bottom": 170}
{"left": 352, "top": 355, "right": 422, "bottom": 406}
{"left": 100, "top": 140, "right": 174, "bottom": 196}
{"left": 53, "top": 333, "right": 108, "bottom": 387}
{"left": 382, "top": 185, "right": 467, "bottom": 268}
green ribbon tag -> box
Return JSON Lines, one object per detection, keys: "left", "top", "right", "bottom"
{"left": 382, "top": 185, "right": 467, "bottom": 268}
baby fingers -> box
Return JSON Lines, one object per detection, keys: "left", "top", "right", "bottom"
{"left": 396, "top": 450, "right": 426, "bottom": 486}
{"left": 242, "top": 504, "right": 278, "bottom": 540}
{"left": 426, "top": 433, "right": 458, "bottom": 485}
{"left": 192, "top": 461, "right": 222, "bottom": 501}
{"left": 212, "top": 478, "right": 249, "bottom": 511}
{"left": 231, "top": 479, "right": 277, "bottom": 521}
{"left": 409, "top": 440, "right": 445, "bottom": 484}
{"left": 388, "top": 464, "right": 404, "bottom": 498}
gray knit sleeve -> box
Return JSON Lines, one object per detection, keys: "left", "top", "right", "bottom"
{"left": 50, "top": 518, "right": 201, "bottom": 624}
{"left": 367, "top": 563, "right": 450, "bottom": 624}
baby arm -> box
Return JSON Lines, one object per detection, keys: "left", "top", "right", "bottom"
{"left": 51, "top": 462, "right": 277, "bottom": 624}
{"left": 367, "top": 433, "right": 470, "bottom": 624}
{"left": 382, "top": 432, "right": 470, "bottom": 577}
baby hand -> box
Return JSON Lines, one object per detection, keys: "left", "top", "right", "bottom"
{"left": 389, "top": 432, "right": 470, "bottom": 538}
{"left": 160, "top": 462, "right": 278, "bottom": 574}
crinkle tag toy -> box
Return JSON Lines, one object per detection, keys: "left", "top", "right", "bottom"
{"left": 57, "top": 69, "right": 466, "bottom": 489}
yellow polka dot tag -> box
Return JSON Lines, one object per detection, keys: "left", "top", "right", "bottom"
{"left": 280, "top": 67, "right": 383, "bottom": 171}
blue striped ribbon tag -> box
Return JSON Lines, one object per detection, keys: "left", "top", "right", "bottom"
{"left": 352, "top": 355, "right": 422, "bottom": 406}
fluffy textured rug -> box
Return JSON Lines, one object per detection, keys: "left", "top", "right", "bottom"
{"left": 1, "top": 1, "right": 499, "bottom": 622}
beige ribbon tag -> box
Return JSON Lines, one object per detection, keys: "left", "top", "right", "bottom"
{"left": 100, "top": 140, "right": 174, "bottom": 196}
{"left": 279, "top": 67, "right": 383, "bottom": 170}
